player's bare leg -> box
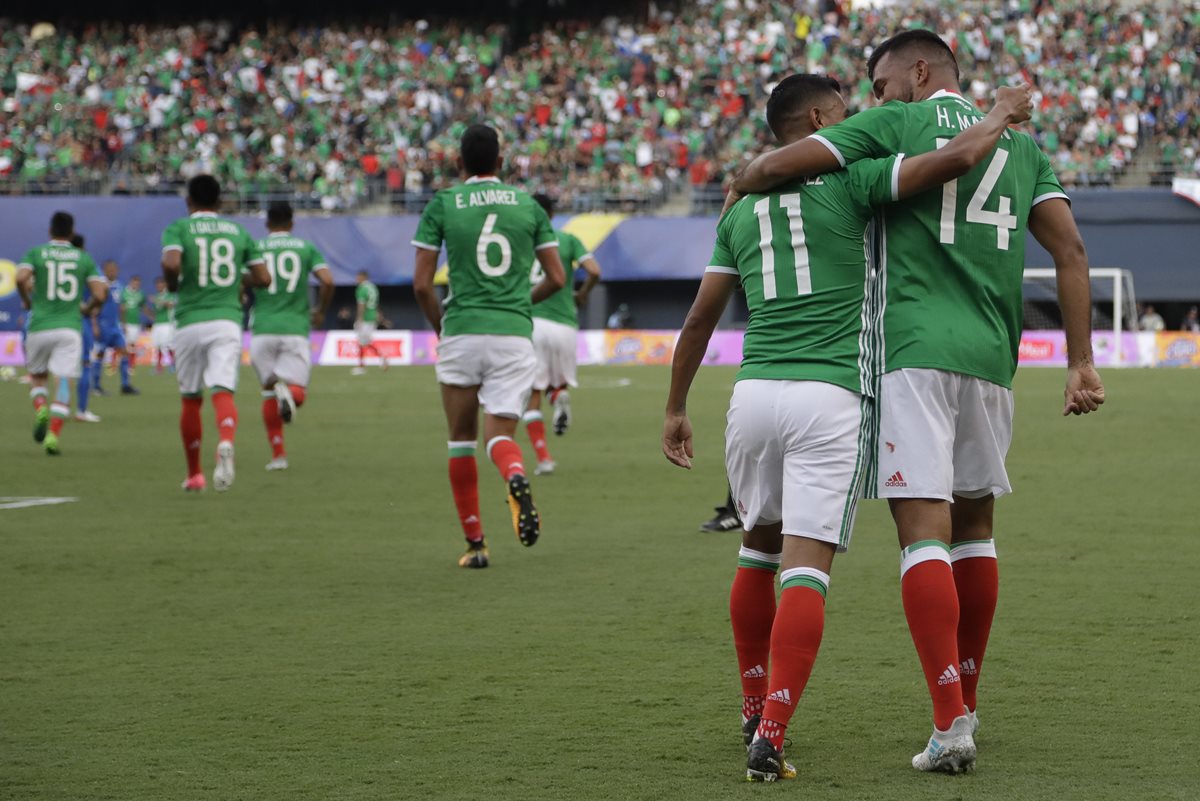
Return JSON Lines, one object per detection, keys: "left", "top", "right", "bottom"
{"left": 950, "top": 493, "right": 997, "bottom": 735}
{"left": 483, "top": 411, "right": 539, "bottom": 547}
{"left": 746, "top": 534, "right": 834, "bottom": 782}
{"left": 890, "top": 498, "right": 975, "bottom": 773}
{"left": 442, "top": 384, "right": 487, "bottom": 567}
{"left": 523, "top": 389, "right": 555, "bottom": 475}
{"left": 731, "top": 523, "right": 782, "bottom": 748}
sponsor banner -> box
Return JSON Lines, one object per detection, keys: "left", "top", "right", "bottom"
{"left": 1155, "top": 332, "right": 1200, "bottom": 367}
{"left": 318, "top": 330, "right": 413, "bottom": 366}
{"left": 1017, "top": 331, "right": 1145, "bottom": 367}
{"left": 603, "top": 330, "right": 678, "bottom": 365}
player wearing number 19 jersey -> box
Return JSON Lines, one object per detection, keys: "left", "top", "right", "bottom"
{"left": 251, "top": 201, "right": 335, "bottom": 470}
{"left": 665, "top": 75, "right": 1029, "bottom": 780}
{"left": 162, "top": 175, "right": 269, "bottom": 492}
{"left": 413, "top": 124, "right": 566, "bottom": 569}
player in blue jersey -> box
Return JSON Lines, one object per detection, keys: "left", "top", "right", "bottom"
{"left": 71, "top": 233, "right": 102, "bottom": 422}
{"left": 91, "top": 260, "right": 139, "bottom": 396}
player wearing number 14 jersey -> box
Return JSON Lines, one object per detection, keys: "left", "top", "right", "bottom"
{"left": 413, "top": 124, "right": 566, "bottom": 568}
{"left": 162, "top": 175, "right": 270, "bottom": 492}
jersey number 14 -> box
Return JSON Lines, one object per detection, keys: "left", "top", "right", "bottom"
{"left": 935, "top": 140, "right": 1017, "bottom": 250}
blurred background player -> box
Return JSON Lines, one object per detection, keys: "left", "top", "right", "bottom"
{"left": 120, "top": 274, "right": 149, "bottom": 370}
{"left": 71, "top": 232, "right": 102, "bottom": 423}
{"left": 162, "top": 174, "right": 269, "bottom": 491}
{"left": 412, "top": 123, "right": 566, "bottom": 568}
{"left": 149, "top": 277, "right": 177, "bottom": 373}
{"left": 91, "top": 259, "right": 139, "bottom": 396}
{"left": 16, "top": 211, "right": 107, "bottom": 454}
{"left": 250, "top": 201, "right": 334, "bottom": 471}
{"left": 522, "top": 193, "right": 602, "bottom": 475}
{"left": 352, "top": 270, "right": 386, "bottom": 375}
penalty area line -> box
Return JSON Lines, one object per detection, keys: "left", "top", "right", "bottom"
{"left": 0, "top": 496, "right": 80, "bottom": 511}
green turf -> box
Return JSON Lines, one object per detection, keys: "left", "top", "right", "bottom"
{"left": 1, "top": 366, "right": 1196, "bottom": 800}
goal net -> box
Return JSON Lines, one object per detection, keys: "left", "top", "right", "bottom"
{"left": 1022, "top": 268, "right": 1138, "bottom": 356}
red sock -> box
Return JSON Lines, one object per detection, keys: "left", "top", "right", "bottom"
{"left": 730, "top": 549, "right": 780, "bottom": 721}
{"left": 49, "top": 402, "right": 68, "bottom": 436}
{"left": 181, "top": 396, "right": 203, "bottom": 477}
{"left": 757, "top": 577, "right": 827, "bottom": 751}
{"left": 289, "top": 385, "right": 307, "bottom": 407}
{"left": 212, "top": 391, "right": 237, "bottom": 443}
{"left": 901, "top": 544, "right": 963, "bottom": 730}
{"left": 486, "top": 436, "right": 525, "bottom": 482}
{"left": 952, "top": 541, "right": 999, "bottom": 713}
{"left": 523, "top": 412, "right": 552, "bottom": 463}
{"left": 448, "top": 442, "right": 483, "bottom": 542}
{"left": 31, "top": 387, "right": 48, "bottom": 413}
{"left": 262, "top": 395, "right": 285, "bottom": 458}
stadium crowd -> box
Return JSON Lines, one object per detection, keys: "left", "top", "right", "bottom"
{"left": 0, "top": 1, "right": 1197, "bottom": 210}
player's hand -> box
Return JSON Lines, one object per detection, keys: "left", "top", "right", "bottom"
{"left": 994, "top": 83, "right": 1034, "bottom": 126}
{"left": 574, "top": 289, "right": 590, "bottom": 307}
{"left": 310, "top": 310, "right": 324, "bottom": 328}
{"left": 662, "top": 412, "right": 695, "bottom": 469}
{"left": 1063, "top": 364, "right": 1106, "bottom": 416}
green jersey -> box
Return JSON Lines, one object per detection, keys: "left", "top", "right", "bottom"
{"left": 531, "top": 230, "right": 590, "bottom": 327}
{"left": 812, "top": 90, "right": 1068, "bottom": 388}
{"left": 253, "top": 233, "right": 328, "bottom": 336}
{"left": 709, "top": 157, "right": 900, "bottom": 394}
{"left": 355, "top": 281, "right": 379, "bottom": 323}
{"left": 151, "top": 290, "right": 178, "bottom": 325}
{"left": 19, "top": 240, "right": 101, "bottom": 333}
{"left": 412, "top": 176, "right": 557, "bottom": 338}
{"left": 121, "top": 286, "right": 145, "bottom": 325}
{"left": 161, "top": 212, "right": 263, "bottom": 329}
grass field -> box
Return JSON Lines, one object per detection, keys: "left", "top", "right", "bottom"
{"left": 1, "top": 365, "right": 1197, "bottom": 801}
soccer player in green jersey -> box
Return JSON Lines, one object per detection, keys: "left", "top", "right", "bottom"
{"left": 413, "top": 124, "right": 566, "bottom": 569}
{"left": 16, "top": 211, "right": 108, "bottom": 454}
{"left": 351, "top": 271, "right": 386, "bottom": 374}
{"left": 664, "top": 75, "right": 1032, "bottom": 781}
{"left": 250, "top": 201, "right": 335, "bottom": 471}
{"left": 162, "top": 175, "right": 270, "bottom": 492}
{"left": 149, "top": 276, "right": 177, "bottom": 373}
{"left": 522, "top": 193, "right": 603, "bottom": 475}
{"left": 731, "top": 32, "right": 1106, "bottom": 773}
{"left": 121, "top": 275, "right": 148, "bottom": 353}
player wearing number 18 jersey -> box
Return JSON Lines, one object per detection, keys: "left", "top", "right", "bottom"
{"left": 413, "top": 124, "right": 566, "bottom": 568}
{"left": 162, "top": 175, "right": 270, "bottom": 492}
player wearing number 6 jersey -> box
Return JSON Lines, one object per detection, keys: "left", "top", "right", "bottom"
{"left": 413, "top": 124, "right": 566, "bottom": 569}
{"left": 251, "top": 201, "right": 335, "bottom": 471}
{"left": 732, "top": 31, "right": 1106, "bottom": 774}
{"left": 664, "top": 74, "right": 1031, "bottom": 782}
{"left": 17, "top": 211, "right": 108, "bottom": 454}
{"left": 162, "top": 175, "right": 270, "bottom": 492}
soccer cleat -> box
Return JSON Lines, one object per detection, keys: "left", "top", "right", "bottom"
{"left": 458, "top": 539, "right": 490, "bottom": 569}
{"left": 181, "top": 474, "right": 207, "bottom": 492}
{"left": 742, "top": 714, "right": 761, "bottom": 748}
{"left": 912, "top": 714, "right": 977, "bottom": 774}
{"left": 506, "top": 473, "right": 540, "bottom": 547}
{"left": 33, "top": 406, "right": 50, "bottom": 443}
{"left": 552, "top": 391, "right": 571, "bottom": 435}
{"left": 534, "top": 459, "right": 556, "bottom": 476}
{"left": 350, "top": 367, "right": 366, "bottom": 376}
{"left": 92, "top": 386, "right": 108, "bottom": 396}
{"left": 745, "top": 737, "right": 797, "bottom": 782}
{"left": 274, "top": 383, "right": 296, "bottom": 423}
{"left": 265, "top": 457, "right": 289, "bottom": 471}
{"left": 965, "top": 707, "right": 979, "bottom": 736}
{"left": 699, "top": 506, "right": 741, "bottom": 533}
{"left": 121, "top": 385, "right": 140, "bottom": 395}
{"left": 74, "top": 410, "right": 102, "bottom": 423}
{"left": 213, "top": 441, "right": 236, "bottom": 492}
{"left": 43, "top": 432, "right": 60, "bottom": 455}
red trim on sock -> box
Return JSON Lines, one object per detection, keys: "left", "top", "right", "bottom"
{"left": 954, "top": 554, "right": 998, "bottom": 713}
{"left": 902, "top": 559, "right": 964, "bottom": 730}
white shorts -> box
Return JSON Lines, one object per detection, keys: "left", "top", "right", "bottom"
{"left": 125, "top": 324, "right": 142, "bottom": 347}
{"left": 356, "top": 321, "right": 377, "bottom": 346}
{"left": 25, "top": 329, "right": 83, "bottom": 379}
{"left": 532, "top": 317, "right": 578, "bottom": 391}
{"left": 725, "top": 379, "right": 870, "bottom": 551}
{"left": 435, "top": 334, "right": 536, "bottom": 419}
{"left": 251, "top": 334, "right": 312, "bottom": 387}
{"left": 152, "top": 323, "right": 175, "bottom": 350}
{"left": 174, "top": 320, "right": 242, "bottom": 395}
{"left": 876, "top": 368, "right": 1014, "bottom": 501}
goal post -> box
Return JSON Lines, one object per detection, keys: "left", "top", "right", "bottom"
{"left": 1022, "top": 268, "right": 1138, "bottom": 363}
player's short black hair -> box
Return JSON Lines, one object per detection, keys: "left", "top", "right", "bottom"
{"left": 267, "top": 200, "right": 293, "bottom": 228}
{"left": 867, "top": 29, "right": 959, "bottom": 81}
{"left": 533, "top": 193, "right": 555, "bottom": 216}
{"left": 766, "top": 74, "right": 843, "bottom": 140}
{"left": 70, "top": 233, "right": 85, "bottom": 248}
{"left": 187, "top": 174, "right": 221, "bottom": 209}
{"left": 461, "top": 124, "right": 501, "bottom": 176}
{"left": 49, "top": 211, "right": 74, "bottom": 238}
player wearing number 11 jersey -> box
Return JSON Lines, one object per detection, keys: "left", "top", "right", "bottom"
{"left": 413, "top": 124, "right": 566, "bottom": 568}
{"left": 162, "top": 175, "right": 270, "bottom": 492}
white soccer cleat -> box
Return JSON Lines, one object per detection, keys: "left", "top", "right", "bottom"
{"left": 265, "top": 457, "right": 289, "bottom": 471}
{"left": 965, "top": 707, "right": 979, "bottom": 735}
{"left": 534, "top": 459, "right": 557, "bottom": 476}
{"left": 213, "top": 441, "right": 236, "bottom": 492}
{"left": 552, "top": 391, "right": 572, "bottom": 435}
{"left": 350, "top": 367, "right": 366, "bottom": 376}
{"left": 74, "top": 410, "right": 102, "bottom": 423}
{"left": 274, "top": 382, "right": 296, "bottom": 423}
{"left": 912, "top": 714, "right": 976, "bottom": 773}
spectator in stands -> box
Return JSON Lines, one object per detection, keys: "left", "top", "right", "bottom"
{"left": 1182, "top": 306, "right": 1200, "bottom": 333}
{"left": 1140, "top": 304, "right": 1166, "bottom": 332}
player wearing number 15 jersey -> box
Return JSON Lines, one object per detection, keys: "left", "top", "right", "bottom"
{"left": 664, "top": 75, "right": 1031, "bottom": 781}
{"left": 162, "top": 175, "right": 270, "bottom": 492}
{"left": 251, "top": 201, "right": 335, "bottom": 471}
{"left": 732, "top": 31, "right": 1105, "bottom": 773}
{"left": 413, "top": 124, "right": 566, "bottom": 569}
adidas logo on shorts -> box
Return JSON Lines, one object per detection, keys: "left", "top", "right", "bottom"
{"left": 742, "top": 664, "right": 766, "bottom": 680}
{"left": 937, "top": 664, "right": 961, "bottom": 686}
{"left": 766, "top": 688, "right": 792, "bottom": 705}
{"left": 885, "top": 471, "right": 907, "bottom": 488}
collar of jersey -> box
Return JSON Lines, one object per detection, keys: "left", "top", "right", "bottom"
{"left": 190, "top": 211, "right": 219, "bottom": 218}
{"left": 267, "top": 231, "right": 290, "bottom": 237}
{"left": 49, "top": 238, "right": 72, "bottom": 245}
{"left": 465, "top": 176, "right": 501, "bottom": 185}
{"left": 928, "top": 89, "right": 966, "bottom": 101}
